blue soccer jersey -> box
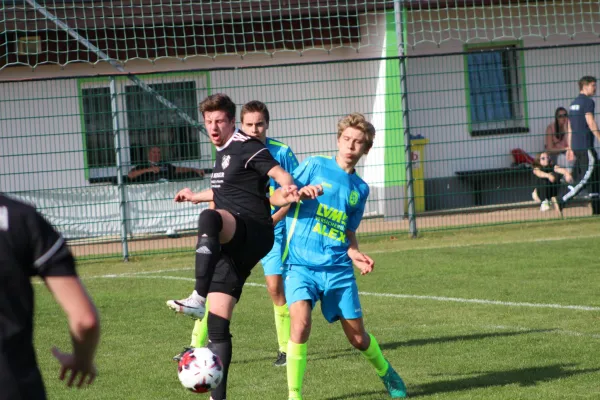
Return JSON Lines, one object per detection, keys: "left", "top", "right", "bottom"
{"left": 283, "top": 155, "right": 369, "bottom": 269}
{"left": 266, "top": 137, "right": 299, "bottom": 224}
{"left": 261, "top": 137, "right": 299, "bottom": 275}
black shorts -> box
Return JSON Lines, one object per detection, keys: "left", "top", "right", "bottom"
{"left": 208, "top": 214, "right": 274, "bottom": 300}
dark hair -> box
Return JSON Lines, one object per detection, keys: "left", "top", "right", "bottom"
{"left": 533, "top": 152, "right": 553, "bottom": 169}
{"left": 553, "top": 107, "right": 568, "bottom": 140}
{"left": 199, "top": 93, "right": 236, "bottom": 121}
{"left": 240, "top": 100, "right": 270, "bottom": 125}
{"left": 578, "top": 76, "right": 597, "bottom": 90}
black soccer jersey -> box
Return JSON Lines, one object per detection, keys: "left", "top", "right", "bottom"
{"left": 211, "top": 130, "right": 280, "bottom": 225}
{"left": 0, "top": 194, "right": 77, "bottom": 400}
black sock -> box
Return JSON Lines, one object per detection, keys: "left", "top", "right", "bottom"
{"left": 208, "top": 313, "right": 232, "bottom": 400}
{"left": 195, "top": 236, "right": 221, "bottom": 297}
{"left": 194, "top": 210, "right": 223, "bottom": 297}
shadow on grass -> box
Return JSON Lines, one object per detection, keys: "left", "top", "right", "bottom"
{"left": 325, "top": 364, "right": 600, "bottom": 399}
{"left": 379, "top": 328, "right": 557, "bottom": 350}
{"left": 232, "top": 355, "right": 281, "bottom": 365}
{"left": 410, "top": 363, "right": 600, "bottom": 397}
{"left": 312, "top": 328, "right": 556, "bottom": 362}
{"left": 325, "top": 389, "right": 386, "bottom": 399}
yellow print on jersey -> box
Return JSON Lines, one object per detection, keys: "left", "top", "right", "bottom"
{"left": 312, "top": 203, "right": 348, "bottom": 243}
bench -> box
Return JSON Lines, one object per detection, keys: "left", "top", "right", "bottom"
{"left": 456, "top": 165, "right": 533, "bottom": 206}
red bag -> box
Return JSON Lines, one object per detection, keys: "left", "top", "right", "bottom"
{"left": 511, "top": 148, "right": 535, "bottom": 165}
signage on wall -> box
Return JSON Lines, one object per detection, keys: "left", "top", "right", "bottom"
{"left": 411, "top": 151, "right": 420, "bottom": 169}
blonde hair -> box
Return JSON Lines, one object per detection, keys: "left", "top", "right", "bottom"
{"left": 337, "top": 113, "right": 375, "bottom": 152}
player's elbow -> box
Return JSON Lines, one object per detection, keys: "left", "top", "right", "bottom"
{"left": 269, "top": 166, "right": 294, "bottom": 186}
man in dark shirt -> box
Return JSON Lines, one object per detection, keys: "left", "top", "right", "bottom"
{"left": 165, "top": 93, "right": 308, "bottom": 400}
{"left": 127, "top": 146, "right": 205, "bottom": 183}
{"left": 0, "top": 195, "right": 100, "bottom": 400}
{"left": 564, "top": 76, "right": 600, "bottom": 214}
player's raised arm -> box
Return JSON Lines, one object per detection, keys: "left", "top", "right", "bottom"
{"left": 270, "top": 185, "right": 300, "bottom": 207}
{"left": 298, "top": 184, "right": 323, "bottom": 200}
{"left": 267, "top": 164, "right": 295, "bottom": 187}
{"left": 174, "top": 188, "right": 213, "bottom": 204}
{"left": 270, "top": 183, "right": 324, "bottom": 207}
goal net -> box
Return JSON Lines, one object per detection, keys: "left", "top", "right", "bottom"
{"left": 2, "top": 1, "right": 598, "bottom": 70}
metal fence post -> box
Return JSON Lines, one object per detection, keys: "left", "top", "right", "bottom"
{"left": 110, "top": 76, "right": 129, "bottom": 261}
{"left": 394, "top": 0, "right": 417, "bottom": 238}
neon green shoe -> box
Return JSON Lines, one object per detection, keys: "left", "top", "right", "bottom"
{"left": 380, "top": 362, "right": 407, "bottom": 398}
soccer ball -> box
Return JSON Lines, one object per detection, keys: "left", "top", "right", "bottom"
{"left": 177, "top": 347, "right": 223, "bottom": 393}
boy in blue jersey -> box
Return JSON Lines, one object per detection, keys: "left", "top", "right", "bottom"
{"left": 174, "top": 101, "right": 299, "bottom": 367}
{"left": 241, "top": 101, "right": 299, "bottom": 366}
{"left": 283, "top": 113, "right": 407, "bottom": 399}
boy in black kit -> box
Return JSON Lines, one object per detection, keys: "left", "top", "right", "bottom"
{"left": 0, "top": 195, "right": 100, "bottom": 400}
{"left": 166, "top": 93, "right": 315, "bottom": 400}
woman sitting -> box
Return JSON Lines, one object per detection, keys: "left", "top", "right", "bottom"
{"left": 544, "top": 107, "right": 571, "bottom": 170}
{"left": 532, "top": 151, "right": 573, "bottom": 215}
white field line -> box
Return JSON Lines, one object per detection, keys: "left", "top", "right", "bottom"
{"left": 485, "top": 325, "right": 600, "bottom": 339}
{"left": 36, "top": 270, "right": 599, "bottom": 339}
{"left": 101, "top": 274, "right": 600, "bottom": 339}
{"left": 87, "top": 269, "right": 600, "bottom": 312}
{"left": 368, "top": 232, "right": 600, "bottom": 254}
{"left": 100, "top": 267, "right": 192, "bottom": 277}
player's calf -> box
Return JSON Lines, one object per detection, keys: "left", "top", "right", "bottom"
{"left": 207, "top": 312, "right": 232, "bottom": 400}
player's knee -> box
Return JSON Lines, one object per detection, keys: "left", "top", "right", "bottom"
{"left": 207, "top": 312, "right": 231, "bottom": 343}
{"left": 347, "top": 332, "right": 369, "bottom": 351}
{"left": 290, "top": 318, "right": 311, "bottom": 342}
{"left": 198, "top": 209, "right": 223, "bottom": 237}
{"left": 266, "top": 281, "right": 284, "bottom": 302}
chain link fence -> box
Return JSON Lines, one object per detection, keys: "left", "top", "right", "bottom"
{"left": 1, "top": 40, "right": 598, "bottom": 259}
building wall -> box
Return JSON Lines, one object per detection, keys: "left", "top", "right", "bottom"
{"left": 0, "top": 60, "right": 387, "bottom": 191}
{"left": 0, "top": 17, "right": 388, "bottom": 193}
{"left": 407, "top": 34, "right": 600, "bottom": 181}
{"left": 2, "top": 5, "right": 599, "bottom": 212}
{"left": 0, "top": 79, "right": 84, "bottom": 192}
{"left": 405, "top": 2, "right": 600, "bottom": 182}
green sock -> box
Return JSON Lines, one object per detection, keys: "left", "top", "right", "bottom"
{"left": 273, "top": 303, "right": 290, "bottom": 353}
{"left": 361, "top": 334, "right": 389, "bottom": 377}
{"left": 190, "top": 300, "right": 209, "bottom": 347}
{"left": 287, "top": 341, "right": 307, "bottom": 399}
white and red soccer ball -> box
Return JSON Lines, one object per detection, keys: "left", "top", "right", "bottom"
{"left": 177, "top": 347, "right": 223, "bottom": 393}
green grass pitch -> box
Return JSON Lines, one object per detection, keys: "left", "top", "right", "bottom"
{"left": 34, "top": 220, "right": 600, "bottom": 399}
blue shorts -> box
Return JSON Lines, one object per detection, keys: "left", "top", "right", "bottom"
{"left": 284, "top": 265, "right": 362, "bottom": 323}
{"left": 261, "top": 223, "right": 285, "bottom": 276}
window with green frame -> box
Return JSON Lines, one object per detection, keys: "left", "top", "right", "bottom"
{"left": 80, "top": 81, "right": 202, "bottom": 180}
{"left": 464, "top": 42, "right": 528, "bottom": 136}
